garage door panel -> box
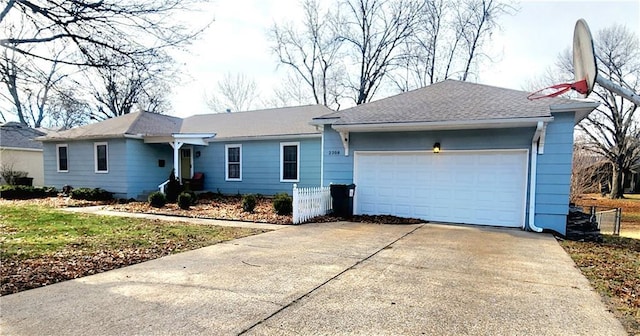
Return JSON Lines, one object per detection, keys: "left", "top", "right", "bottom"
{"left": 354, "top": 151, "right": 527, "bottom": 227}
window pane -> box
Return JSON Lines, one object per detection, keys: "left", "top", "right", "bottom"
{"left": 283, "top": 145, "right": 297, "bottom": 162}
{"left": 282, "top": 145, "right": 298, "bottom": 180}
{"left": 283, "top": 162, "right": 297, "bottom": 180}
{"left": 228, "top": 163, "right": 240, "bottom": 179}
{"left": 97, "top": 145, "right": 107, "bottom": 171}
{"left": 58, "top": 146, "right": 68, "bottom": 171}
{"left": 228, "top": 147, "right": 240, "bottom": 163}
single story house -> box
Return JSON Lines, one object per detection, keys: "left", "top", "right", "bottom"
{"left": 38, "top": 80, "right": 598, "bottom": 235}
{"left": 312, "top": 80, "right": 598, "bottom": 235}
{"left": 37, "top": 105, "right": 331, "bottom": 199}
{"left": 0, "top": 122, "right": 47, "bottom": 186}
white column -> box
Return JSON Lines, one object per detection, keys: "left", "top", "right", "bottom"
{"left": 170, "top": 141, "right": 184, "bottom": 183}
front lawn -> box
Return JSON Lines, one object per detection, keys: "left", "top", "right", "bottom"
{"left": 0, "top": 204, "right": 267, "bottom": 295}
{"left": 560, "top": 235, "right": 640, "bottom": 335}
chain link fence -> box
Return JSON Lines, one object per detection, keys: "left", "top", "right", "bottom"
{"left": 588, "top": 207, "right": 622, "bottom": 236}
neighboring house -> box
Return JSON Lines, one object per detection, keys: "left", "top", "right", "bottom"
{"left": 37, "top": 105, "right": 330, "bottom": 199}
{"left": 0, "top": 122, "right": 47, "bottom": 186}
{"left": 312, "top": 80, "right": 599, "bottom": 235}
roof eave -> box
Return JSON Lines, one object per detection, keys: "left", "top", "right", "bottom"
{"left": 37, "top": 134, "right": 129, "bottom": 142}
{"left": 331, "top": 117, "right": 554, "bottom": 133}
{"left": 310, "top": 117, "right": 340, "bottom": 126}
{"left": 549, "top": 101, "right": 600, "bottom": 124}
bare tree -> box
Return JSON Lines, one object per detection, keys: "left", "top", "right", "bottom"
{"left": 1, "top": 0, "right": 210, "bottom": 68}
{"left": 262, "top": 74, "right": 316, "bottom": 108}
{"left": 88, "top": 57, "right": 173, "bottom": 120}
{"left": 206, "top": 73, "right": 260, "bottom": 113}
{"left": 337, "top": 0, "right": 425, "bottom": 104}
{"left": 1, "top": 30, "right": 71, "bottom": 128}
{"left": 570, "top": 144, "right": 609, "bottom": 202}
{"left": 270, "top": 0, "right": 344, "bottom": 109}
{"left": 395, "top": 0, "right": 511, "bottom": 90}
{"left": 45, "top": 89, "right": 90, "bottom": 129}
{"left": 578, "top": 25, "right": 640, "bottom": 199}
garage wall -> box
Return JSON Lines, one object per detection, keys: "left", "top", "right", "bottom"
{"left": 322, "top": 126, "right": 535, "bottom": 186}
{"left": 534, "top": 112, "right": 575, "bottom": 235}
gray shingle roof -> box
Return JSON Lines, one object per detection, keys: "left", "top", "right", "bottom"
{"left": 180, "top": 105, "right": 331, "bottom": 139}
{"left": 39, "top": 112, "right": 183, "bottom": 141}
{"left": 0, "top": 122, "right": 46, "bottom": 149}
{"left": 315, "top": 80, "right": 575, "bottom": 125}
{"left": 37, "top": 105, "right": 332, "bottom": 142}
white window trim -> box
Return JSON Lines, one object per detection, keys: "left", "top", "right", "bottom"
{"left": 225, "top": 144, "right": 242, "bottom": 181}
{"left": 280, "top": 142, "right": 300, "bottom": 182}
{"left": 94, "top": 142, "right": 109, "bottom": 173}
{"left": 56, "top": 144, "right": 69, "bottom": 173}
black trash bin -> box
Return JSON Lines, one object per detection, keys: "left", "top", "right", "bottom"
{"left": 330, "top": 183, "right": 356, "bottom": 217}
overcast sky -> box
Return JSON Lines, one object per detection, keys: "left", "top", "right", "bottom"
{"left": 169, "top": 0, "right": 640, "bottom": 118}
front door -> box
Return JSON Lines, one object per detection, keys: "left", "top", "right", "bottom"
{"left": 180, "top": 148, "right": 192, "bottom": 180}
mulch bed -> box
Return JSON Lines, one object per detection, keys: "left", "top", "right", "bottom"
{"left": 107, "top": 196, "right": 294, "bottom": 225}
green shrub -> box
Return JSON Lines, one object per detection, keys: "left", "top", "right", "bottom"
{"left": 148, "top": 191, "right": 167, "bottom": 208}
{"left": 70, "top": 187, "right": 113, "bottom": 201}
{"left": 184, "top": 190, "right": 197, "bottom": 205}
{"left": 177, "top": 192, "right": 192, "bottom": 210}
{"left": 0, "top": 185, "right": 57, "bottom": 200}
{"left": 242, "top": 194, "right": 257, "bottom": 213}
{"left": 166, "top": 169, "right": 181, "bottom": 203}
{"left": 273, "top": 192, "right": 293, "bottom": 215}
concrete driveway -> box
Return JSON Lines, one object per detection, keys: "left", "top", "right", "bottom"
{"left": 0, "top": 222, "right": 625, "bottom": 335}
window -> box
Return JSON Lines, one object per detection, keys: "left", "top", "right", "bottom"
{"left": 56, "top": 144, "right": 68, "bottom": 172}
{"left": 280, "top": 142, "right": 299, "bottom": 182}
{"left": 94, "top": 142, "right": 108, "bottom": 173}
{"left": 225, "top": 144, "right": 242, "bottom": 181}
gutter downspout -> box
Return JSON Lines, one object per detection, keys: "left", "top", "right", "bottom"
{"left": 528, "top": 121, "right": 544, "bottom": 232}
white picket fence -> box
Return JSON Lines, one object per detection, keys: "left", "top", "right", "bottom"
{"left": 292, "top": 184, "right": 332, "bottom": 224}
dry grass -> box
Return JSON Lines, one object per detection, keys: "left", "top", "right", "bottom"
{"left": 560, "top": 236, "right": 640, "bottom": 335}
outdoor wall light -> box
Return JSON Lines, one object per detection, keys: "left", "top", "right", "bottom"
{"left": 433, "top": 142, "right": 441, "bottom": 153}
{"left": 195, "top": 151, "right": 201, "bottom": 158}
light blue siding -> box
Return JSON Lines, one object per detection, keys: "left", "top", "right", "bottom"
{"left": 321, "top": 118, "right": 576, "bottom": 235}
{"left": 125, "top": 140, "right": 174, "bottom": 198}
{"left": 322, "top": 126, "right": 535, "bottom": 186}
{"left": 194, "top": 138, "right": 321, "bottom": 195}
{"left": 43, "top": 139, "right": 129, "bottom": 198}
{"left": 534, "top": 112, "right": 576, "bottom": 235}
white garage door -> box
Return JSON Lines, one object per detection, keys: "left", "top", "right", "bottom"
{"left": 354, "top": 150, "right": 528, "bottom": 227}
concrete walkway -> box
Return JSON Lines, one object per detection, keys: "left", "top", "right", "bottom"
{"left": 0, "top": 220, "right": 625, "bottom": 335}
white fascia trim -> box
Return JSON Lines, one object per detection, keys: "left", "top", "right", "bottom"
{"left": 331, "top": 117, "right": 554, "bottom": 132}
{"left": 172, "top": 133, "right": 217, "bottom": 138}
{"left": 310, "top": 118, "right": 340, "bottom": 126}
{"left": 0, "top": 147, "right": 43, "bottom": 152}
{"left": 549, "top": 101, "right": 600, "bottom": 124}
{"left": 208, "top": 133, "right": 321, "bottom": 142}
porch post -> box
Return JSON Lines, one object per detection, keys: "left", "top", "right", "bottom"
{"left": 170, "top": 141, "right": 184, "bottom": 183}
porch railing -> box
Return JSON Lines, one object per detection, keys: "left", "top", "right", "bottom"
{"left": 292, "top": 184, "right": 332, "bottom": 224}
{"left": 158, "top": 180, "right": 169, "bottom": 194}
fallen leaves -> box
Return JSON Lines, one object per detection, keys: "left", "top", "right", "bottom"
{"left": 560, "top": 236, "right": 640, "bottom": 334}
{"left": 107, "top": 197, "right": 294, "bottom": 225}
